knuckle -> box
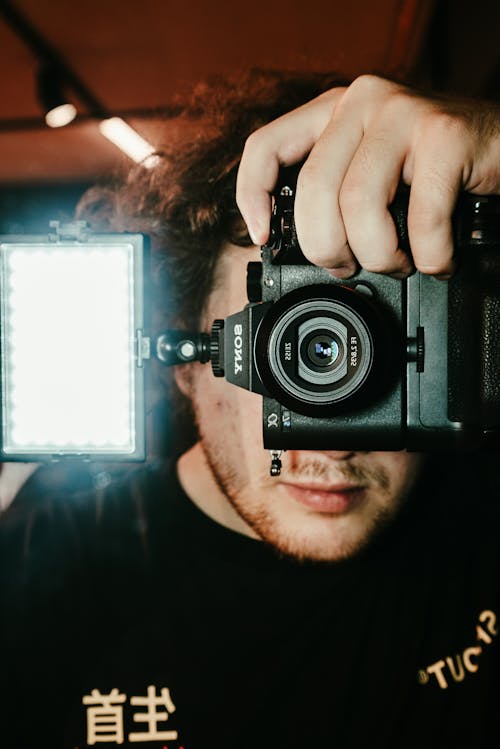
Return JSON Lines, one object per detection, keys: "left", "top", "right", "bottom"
{"left": 347, "top": 75, "right": 404, "bottom": 112}
{"left": 349, "top": 74, "right": 393, "bottom": 97}
{"left": 421, "top": 109, "right": 469, "bottom": 144}
{"left": 242, "top": 128, "right": 265, "bottom": 154}
{"left": 382, "top": 88, "right": 418, "bottom": 119}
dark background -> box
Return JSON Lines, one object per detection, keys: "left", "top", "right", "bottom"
{"left": 1, "top": 0, "right": 500, "bottom": 227}
{"left": 1, "top": 0, "right": 499, "bottom": 229}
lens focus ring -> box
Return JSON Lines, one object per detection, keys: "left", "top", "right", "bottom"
{"left": 254, "top": 284, "right": 389, "bottom": 418}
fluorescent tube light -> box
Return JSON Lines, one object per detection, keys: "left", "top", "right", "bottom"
{"left": 99, "top": 117, "right": 159, "bottom": 167}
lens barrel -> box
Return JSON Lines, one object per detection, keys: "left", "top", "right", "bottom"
{"left": 254, "top": 284, "right": 392, "bottom": 417}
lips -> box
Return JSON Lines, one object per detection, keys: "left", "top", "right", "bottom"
{"left": 281, "top": 481, "right": 366, "bottom": 514}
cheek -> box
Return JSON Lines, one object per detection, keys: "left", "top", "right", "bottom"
{"left": 193, "top": 369, "right": 264, "bottom": 443}
{"left": 377, "top": 451, "right": 423, "bottom": 493}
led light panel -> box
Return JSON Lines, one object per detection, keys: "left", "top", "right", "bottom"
{"left": 0, "top": 233, "right": 146, "bottom": 460}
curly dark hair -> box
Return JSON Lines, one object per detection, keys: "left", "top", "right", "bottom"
{"left": 76, "top": 68, "right": 349, "bottom": 455}
{"left": 77, "top": 69, "right": 348, "bottom": 326}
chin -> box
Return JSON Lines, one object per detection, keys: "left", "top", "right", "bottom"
{"left": 255, "top": 515, "right": 374, "bottom": 563}
{"left": 253, "top": 495, "right": 401, "bottom": 562}
{"left": 265, "top": 535, "right": 367, "bottom": 563}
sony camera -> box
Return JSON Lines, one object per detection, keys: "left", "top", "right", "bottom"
{"left": 160, "top": 165, "right": 500, "bottom": 469}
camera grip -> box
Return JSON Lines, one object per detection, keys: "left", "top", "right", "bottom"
{"left": 448, "top": 244, "right": 500, "bottom": 430}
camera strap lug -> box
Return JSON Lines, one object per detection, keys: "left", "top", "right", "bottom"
{"left": 269, "top": 449, "right": 283, "bottom": 477}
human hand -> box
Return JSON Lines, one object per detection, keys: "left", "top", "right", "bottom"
{"left": 236, "top": 75, "right": 500, "bottom": 279}
{"left": 0, "top": 462, "right": 38, "bottom": 513}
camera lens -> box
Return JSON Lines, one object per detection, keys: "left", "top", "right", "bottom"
{"left": 267, "top": 298, "right": 371, "bottom": 402}
{"left": 305, "top": 334, "right": 339, "bottom": 368}
{"left": 254, "top": 284, "right": 389, "bottom": 417}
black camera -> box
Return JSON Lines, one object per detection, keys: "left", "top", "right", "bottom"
{"left": 159, "top": 165, "right": 500, "bottom": 471}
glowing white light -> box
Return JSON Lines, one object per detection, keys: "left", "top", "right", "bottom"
{"left": 0, "top": 243, "right": 137, "bottom": 455}
{"left": 99, "top": 117, "right": 159, "bottom": 167}
{"left": 45, "top": 103, "right": 77, "bottom": 128}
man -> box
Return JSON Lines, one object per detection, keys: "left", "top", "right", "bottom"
{"left": 1, "top": 70, "right": 499, "bottom": 748}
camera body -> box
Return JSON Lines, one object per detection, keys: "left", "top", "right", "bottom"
{"left": 210, "top": 167, "right": 500, "bottom": 452}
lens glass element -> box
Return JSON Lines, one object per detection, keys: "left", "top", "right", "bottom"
{"left": 307, "top": 335, "right": 339, "bottom": 368}
{"left": 267, "top": 298, "right": 373, "bottom": 406}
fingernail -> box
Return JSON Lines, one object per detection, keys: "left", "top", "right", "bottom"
{"left": 247, "top": 217, "right": 268, "bottom": 247}
{"left": 248, "top": 228, "right": 260, "bottom": 246}
{"left": 248, "top": 222, "right": 262, "bottom": 245}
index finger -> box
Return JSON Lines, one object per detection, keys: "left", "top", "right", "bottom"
{"left": 236, "top": 88, "right": 345, "bottom": 245}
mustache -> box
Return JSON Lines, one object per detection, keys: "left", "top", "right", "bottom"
{"left": 284, "top": 455, "right": 391, "bottom": 492}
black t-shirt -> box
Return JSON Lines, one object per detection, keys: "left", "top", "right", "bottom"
{"left": 1, "top": 454, "right": 499, "bottom": 749}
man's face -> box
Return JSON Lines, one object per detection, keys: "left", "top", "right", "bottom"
{"left": 180, "top": 244, "right": 424, "bottom": 562}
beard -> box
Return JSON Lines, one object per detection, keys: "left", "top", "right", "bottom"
{"left": 196, "top": 421, "right": 415, "bottom": 563}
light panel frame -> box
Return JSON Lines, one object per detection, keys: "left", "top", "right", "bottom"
{"left": 0, "top": 229, "right": 148, "bottom": 462}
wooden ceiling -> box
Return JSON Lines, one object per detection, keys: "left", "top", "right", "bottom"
{"left": 0, "top": 0, "right": 436, "bottom": 183}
